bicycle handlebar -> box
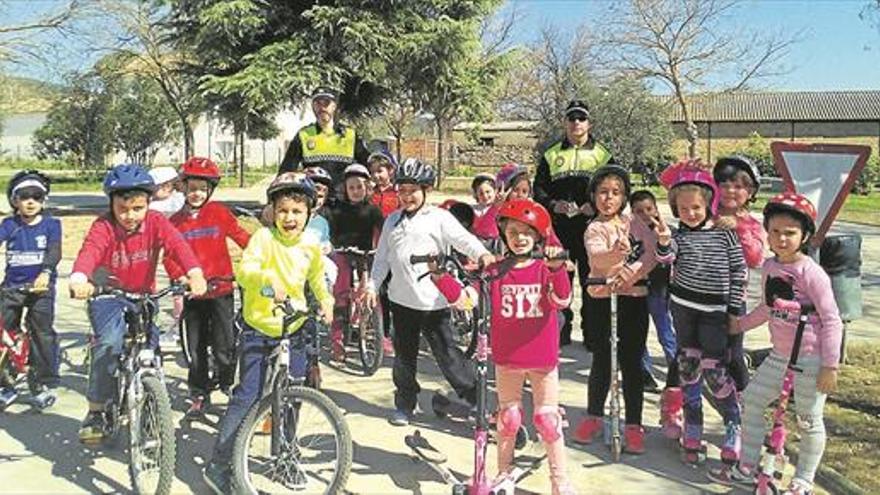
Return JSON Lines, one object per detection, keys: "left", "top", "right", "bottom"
{"left": 335, "top": 246, "right": 377, "bottom": 257}
{"left": 409, "top": 249, "right": 569, "bottom": 267}
{"left": 92, "top": 281, "right": 190, "bottom": 301}
{"left": 772, "top": 298, "right": 816, "bottom": 314}
{"left": 0, "top": 283, "right": 49, "bottom": 295}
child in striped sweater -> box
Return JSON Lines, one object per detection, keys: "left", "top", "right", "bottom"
{"left": 654, "top": 164, "right": 747, "bottom": 467}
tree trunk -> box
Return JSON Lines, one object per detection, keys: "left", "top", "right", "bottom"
{"left": 238, "top": 124, "right": 246, "bottom": 188}
{"left": 395, "top": 133, "right": 402, "bottom": 164}
{"left": 671, "top": 73, "right": 699, "bottom": 159}
{"left": 435, "top": 118, "right": 445, "bottom": 188}
{"left": 182, "top": 120, "right": 194, "bottom": 159}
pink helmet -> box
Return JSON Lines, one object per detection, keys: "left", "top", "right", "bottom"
{"left": 495, "top": 162, "right": 529, "bottom": 191}
{"left": 662, "top": 159, "right": 719, "bottom": 218}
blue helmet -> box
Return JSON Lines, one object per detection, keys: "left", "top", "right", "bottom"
{"left": 103, "top": 164, "right": 155, "bottom": 196}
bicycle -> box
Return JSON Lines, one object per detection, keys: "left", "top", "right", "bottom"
{"left": 231, "top": 287, "right": 352, "bottom": 494}
{"left": 333, "top": 246, "right": 384, "bottom": 375}
{"left": 0, "top": 284, "right": 55, "bottom": 410}
{"left": 87, "top": 282, "right": 187, "bottom": 495}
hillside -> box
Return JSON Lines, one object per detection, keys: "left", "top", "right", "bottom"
{"left": 0, "top": 75, "right": 60, "bottom": 114}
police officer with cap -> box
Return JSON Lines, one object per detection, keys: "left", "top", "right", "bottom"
{"left": 534, "top": 99, "right": 615, "bottom": 346}
{"left": 278, "top": 87, "right": 370, "bottom": 192}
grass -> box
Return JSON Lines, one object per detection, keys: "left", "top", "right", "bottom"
{"left": 634, "top": 183, "right": 880, "bottom": 227}
{"left": 817, "top": 343, "right": 880, "bottom": 493}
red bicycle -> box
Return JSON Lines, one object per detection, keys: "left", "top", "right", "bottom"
{"left": 0, "top": 284, "right": 54, "bottom": 411}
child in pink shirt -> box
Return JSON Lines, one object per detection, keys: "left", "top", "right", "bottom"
{"left": 713, "top": 156, "right": 766, "bottom": 395}
{"left": 572, "top": 165, "right": 656, "bottom": 453}
{"left": 714, "top": 192, "right": 841, "bottom": 494}
{"left": 431, "top": 198, "right": 574, "bottom": 495}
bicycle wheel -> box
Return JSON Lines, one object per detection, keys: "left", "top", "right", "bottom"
{"left": 357, "top": 305, "right": 383, "bottom": 376}
{"left": 128, "top": 375, "right": 176, "bottom": 495}
{"left": 232, "top": 386, "right": 352, "bottom": 494}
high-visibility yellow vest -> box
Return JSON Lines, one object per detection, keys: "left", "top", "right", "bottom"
{"left": 298, "top": 125, "right": 357, "bottom": 166}
{"left": 544, "top": 140, "right": 612, "bottom": 180}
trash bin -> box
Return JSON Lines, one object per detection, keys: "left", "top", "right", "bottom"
{"left": 819, "top": 233, "right": 862, "bottom": 363}
{"left": 819, "top": 233, "right": 862, "bottom": 321}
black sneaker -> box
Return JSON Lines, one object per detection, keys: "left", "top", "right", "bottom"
{"left": 203, "top": 461, "right": 231, "bottom": 495}
{"left": 79, "top": 411, "right": 109, "bottom": 444}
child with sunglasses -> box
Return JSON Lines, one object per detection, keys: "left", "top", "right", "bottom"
{"left": 0, "top": 170, "right": 62, "bottom": 409}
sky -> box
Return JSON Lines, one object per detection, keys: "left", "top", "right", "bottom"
{"left": 505, "top": 0, "right": 880, "bottom": 92}
{"left": 2, "top": 0, "right": 879, "bottom": 93}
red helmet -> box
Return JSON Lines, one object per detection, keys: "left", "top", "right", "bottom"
{"left": 763, "top": 191, "right": 817, "bottom": 236}
{"left": 496, "top": 199, "right": 551, "bottom": 239}
{"left": 180, "top": 157, "right": 221, "bottom": 185}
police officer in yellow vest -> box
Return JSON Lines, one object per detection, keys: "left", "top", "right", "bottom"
{"left": 278, "top": 87, "right": 370, "bottom": 194}
{"left": 534, "top": 100, "right": 613, "bottom": 346}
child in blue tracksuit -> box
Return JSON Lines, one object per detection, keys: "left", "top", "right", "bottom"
{"left": 0, "top": 170, "right": 62, "bottom": 409}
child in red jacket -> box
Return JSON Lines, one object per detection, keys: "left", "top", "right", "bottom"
{"left": 166, "top": 157, "right": 251, "bottom": 416}
{"left": 71, "top": 164, "right": 207, "bottom": 443}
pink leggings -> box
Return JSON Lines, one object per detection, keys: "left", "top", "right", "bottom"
{"left": 496, "top": 365, "right": 569, "bottom": 493}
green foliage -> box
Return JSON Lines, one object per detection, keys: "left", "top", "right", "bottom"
{"left": 32, "top": 72, "right": 114, "bottom": 170}
{"left": 731, "top": 131, "right": 775, "bottom": 177}
{"left": 170, "top": 0, "right": 507, "bottom": 125}
{"left": 854, "top": 153, "right": 879, "bottom": 195}
{"left": 107, "top": 73, "right": 181, "bottom": 165}
{"left": 32, "top": 61, "right": 181, "bottom": 169}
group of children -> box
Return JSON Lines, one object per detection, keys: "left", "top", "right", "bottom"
{"left": 0, "top": 148, "right": 842, "bottom": 495}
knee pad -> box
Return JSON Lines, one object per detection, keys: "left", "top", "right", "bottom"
{"left": 533, "top": 405, "right": 562, "bottom": 443}
{"left": 497, "top": 404, "right": 523, "bottom": 438}
{"left": 702, "top": 359, "right": 735, "bottom": 399}
{"left": 678, "top": 348, "right": 702, "bottom": 385}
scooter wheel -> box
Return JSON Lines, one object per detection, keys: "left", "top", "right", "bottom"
{"left": 431, "top": 392, "right": 449, "bottom": 419}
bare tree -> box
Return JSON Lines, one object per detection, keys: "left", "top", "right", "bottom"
{"left": 0, "top": 0, "right": 84, "bottom": 65}
{"left": 96, "top": 1, "right": 202, "bottom": 158}
{"left": 603, "top": 0, "right": 798, "bottom": 158}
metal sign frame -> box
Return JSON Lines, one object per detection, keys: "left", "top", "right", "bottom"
{"left": 770, "top": 141, "right": 871, "bottom": 247}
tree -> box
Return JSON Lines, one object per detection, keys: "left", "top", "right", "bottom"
{"left": 496, "top": 26, "right": 673, "bottom": 168}
{"left": 168, "top": 0, "right": 510, "bottom": 179}
{"left": 106, "top": 72, "right": 180, "bottom": 165}
{"left": 602, "top": 0, "right": 797, "bottom": 159}
{"left": 32, "top": 71, "right": 113, "bottom": 171}
{"left": 0, "top": 0, "right": 84, "bottom": 65}
{"left": 97, "top": 0, "right": 203, "bottom": 158}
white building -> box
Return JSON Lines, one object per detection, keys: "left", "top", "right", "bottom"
{"left": 1, "top": 105, "right": 313, "bottom": 168}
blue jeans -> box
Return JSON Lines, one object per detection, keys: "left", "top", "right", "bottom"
{"left": 211, "top": 319, "right": 308, "bottom": 465}
{"left": 641, "top": 290, "right": 677, "bottom": 375}
{"left": 86, "top": 297, "right": 161, "bottom": 404}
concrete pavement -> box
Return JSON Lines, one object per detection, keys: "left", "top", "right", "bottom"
{"left": 3, "top": 186, "right": 876, "bottom": 493}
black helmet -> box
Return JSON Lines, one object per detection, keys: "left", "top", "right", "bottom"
{"left": 395, "top": 158, "right": 435, "bottom": 187}
{"left": 588, "top": 165, "right": 631, "bottom": 214}
{"left": 7, "top": 169, "right": 51, "bottom": 207}
{"left": 713, "top": 155, "right": 761, "bottom": 200}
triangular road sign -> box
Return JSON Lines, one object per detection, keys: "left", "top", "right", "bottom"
{"left": 771, "top": 142, "right": 871, "bottom": 247}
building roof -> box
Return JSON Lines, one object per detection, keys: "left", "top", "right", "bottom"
{"left": 659, "top": 90, "right": 880, "bottom": 123}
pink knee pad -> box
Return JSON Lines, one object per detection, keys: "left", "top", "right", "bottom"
{"left": 497, "top": 404, "right": 523, "bottom": 438}
{"left": 534, "top": 406, "right": 562, "bottom": 443}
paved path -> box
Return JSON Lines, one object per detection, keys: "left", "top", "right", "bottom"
{"left": 3, "top": 186, "right": 874, "bottom": 493}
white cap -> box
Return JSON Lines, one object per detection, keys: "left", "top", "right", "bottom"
{"left": 149, "top": 166, "right": 179, "bottom": 185}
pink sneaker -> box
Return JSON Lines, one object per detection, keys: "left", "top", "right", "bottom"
{"left": 623, "top": 425, "right": 645, "bottom": 454}
{"left": 571, "top": 416, "right": 603, "bottom": 444}
{"left": 382, "top": 336, "right": 395, "bottom": 357}
{"left": 660, "top": 387, "right": 683, "bottom": 440}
